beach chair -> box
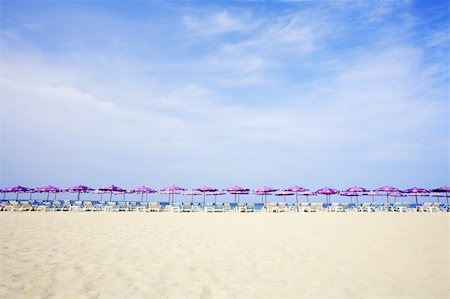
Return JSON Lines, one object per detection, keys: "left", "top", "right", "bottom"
{"left": 266, "top": 203, "right": 278, "bottom": 213}
{"left": 36, "top": 202, "right": 50, "bottom": 212}
{"left": 223, "top": 203, "right": 232, "bottom": 212}
{"left": 182, "top": 203, "right": 192, "bottom": 212}
{"left": 382, "top": 203, "right": 391, "bottom": 212}
{"left": 372, "top": 203, "right": 381, "bottom": 211}
{"left": 63, "top": 200, "right": 72, "bottom": 211}
{"left": 310, "top": 203, "right": 322, "bottom": 212}
{"left": 203, "top": 202, "right": 214, "bottom": 212}
{"left": 117, "top": 202, "right": 129, "bottom": 211}
{"left": 128, "top": 202, "right": 138, "bottom": 211}
{"left": 20, "top": 201, "right": 33, "bottom": 211}
{"left": 236, "top": 203, "right": 246, "bottom": 212}
{"left": 69, "top": 201, "right": 83, "bottom": 212}
{"left": 83, "top": 201, "right": 95, "bottom": 211}
{"left": 300, "top": 202, "right": 310, "bottom": 212}
{"left": 359, "top": 203, "right": 374, "bottom": 212}
{"left": 4, "top": 201, "right": 21, "bottom": 212}
{"left": 430, "top": 202, "right": 440, "bottom": 212}
{"left": 391, "top": 202, "right": 402, "bottom": 212}
{"left": 136, "top": 202, "right": 147, "bottom": 212}
{"left": 170, "top": 202, "right": 181, "bottom": 212}
{"left": 278, "top": 203, "right": 288, "bottom": 212}
{"left": 52, "top": 201, "right": 63, "bottom": 211}
{"left": 341, "top": 203, "right": 349, "bottom": 212}
{"left": 329, "top": 203, "right": 342, "bottom": 212}
{"left": 246, "top": 203, "right": 256, "bottom": 212}
{"left": 213, "top": 203, "right": 224, "bottom": 212}
{"left": 418, "top": 202, "right": 432, "bottom": 212}
{"left": 102, "top": 202, "right": 117, "bottom": 212}
{"left": 191, "top": 203, "right": 201, "bottom": 212}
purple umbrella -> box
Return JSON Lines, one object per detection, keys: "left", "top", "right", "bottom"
{"left": 5, "top": 185, "right": 32, "bottom": 200}
{"left": 99, "top": 185, "right": 125, "bottom": 202}
{"left": 431, "top": 186, "right": 450, "bottom": 207}
{"left": 340, "top": 191, "right": 359, "bottom": 204}
{"left": 206, "top": 191, "right": 226, "bottom": 204}
{"left": 285, "top": 186, "right": 309, "bottom": 209}
{"left": 224, "top": 186, "right": 250, "bottom": 204}
{"left": 298, "top": 191, "right": 315, "bottom": 203}
{"left": 363, "top": 191, "right": 381, "bottom": 203}
{"left": 183, "top": 191, "right": 202, "bottom": 203}
{"left": 343, "top": 186, "right": 368, "bottom": 205}
{"left": 131, "top": 186, "right": 157, "bottom": 201}
{"left": 35, "top": 185, "right": 60, "bottom": 201}
{"left": 161, "top": 185, "right": 186, "bottom": 204}
{"left": 388, "top": 191, "right": 405, "bottom": 203}
{"left": 193, "top": 186, "right": 218, "bottom": 205}
{"left": 315, "top": 187, "right": 339, "bottom": 205}
{"left": 254, "top": 186, "right": 278, "bottom": 204}
{"left": 403, "top": 187, "right": 429, "bottom": 207}
{"left": 68, "top": 185, "right": 94, "bottom": 201}
{"left": 375, "top": 186, "right": 400, "bottom": 207}
{"left": 275, "top": 191, "right": 294, "bottom": 202}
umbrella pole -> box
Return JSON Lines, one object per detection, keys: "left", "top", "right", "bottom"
{"left": 356, "top": 195, "right": 359, "bottom": 206}
{"left": 47, "top": 192, "right": 50, "bottom": 201}
{"left": 296, "top": 193, "right": 299, "bottom": 212}
{"left": 306, "top": 195, "right": 309, "bottom": 203}
{"left": 16, "top": 192, "right": 19, "bottom": 200}
{"left": 78, "top": 191, "right": 81, "bottom": 201}
{"left": 29, "top": 193, "right": 32, "bottom": 200}
{"left": 109, "top": 192, "right": 113, "bottom": 202}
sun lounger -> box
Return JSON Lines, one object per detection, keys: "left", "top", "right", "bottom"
{"left": 4, "top": 201, "right": 21, "bottom": 211}
{"left": 341, "top": 203, "right": 349, "bottom": 211}
{"left": 36, "top": 202, "right": 50, "bottom": 212}
{"left": 310, "top": 203, "right": 322, "bottom": 212}
{"left": 246, "top": 203, "right": 256, "bottom": 212}
{"left": 20, "top": 201, "right": 33, "bottom": 211}
{"left": 63, "top": 200, "right": 72, "bottom": 211}
{"left": 69, "top": 201, "right": 83, "bottom": 212}
{"left": 171, "top": 202, "right": 182, "bottom": 212}
{"left": 182, "top": 203, "right": 192, "bottom": 212}
{"left": 213, "top": 203, "right": 224, "bottom": 212}
{"left": 191, "top": 203, "right": 201, "bottom": 212}
{"left": 372, "top": 203, "right": 381, "bottom": 211}
{"left": 359, "top": 203, "right": 374, "bottom": 212}
{"left": 203, "top": 202, "right": 214, "bottom": 212}
{"left": 102, "top": 202, "right": 117, "bottom": 212}
{"left": 236, "top": 203, "right": 246, "bottom": 212}
{"left": 223, "top": 203, "right": 232, "bottom": 212}
{"left": 266, "top": 203, "right": 278, "bottom": 212}
{"left": 83, "top": 201, "right": 95, "bottom": 211}
{"left": 52, "top": 201, "right": 63, "bottom": 211}
{"left": 300, "top": 202, "right": 310, "bottom": 212}
{"left": 117, "top": 202, "right": 129, "bottom": 211}
{"left": 430, "top": 202, "right": 440, "bottom": 212}
{"left": 418, "top": 202, "right": 432, "bottom": 212}
{"left": 278, "top": 203, "right": 288, "bottom": 212}
{"left": 329, "top": 203, "right": 342, "bottom": 212}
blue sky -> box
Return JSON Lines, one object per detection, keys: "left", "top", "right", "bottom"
{"left": 0, "top": 0, "right": 448, "bottom": 192}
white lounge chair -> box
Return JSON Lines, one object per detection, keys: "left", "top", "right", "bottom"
{"left": 236, "top": 203, "right": 246, "bottom": 212}
{"left": 329, "top": 203, "right": 342, "bottom": 212}
{"left": 266, "top": 203, "right": 278, "bottom": 213}
{"left": 182, "top": 203, "right": 192, "bottom": 212}
{"left": 310, "top": 203, "right": 322, "bottom": 212}
{"left": 203, "top": 202, "right": 214, "bottom": 212}
{"left": 278, "top": 203, "right": 288, "bottom": 212}
{"left": 20, "top": 201, "right": 33, "bottom": 211}
{"left": 430, "top": 202, "right": 440, "bottom": 212}
{"left": 4, "top": 201, "right": 21, "bottom": 212}
{"left": 300, "top": 202, "right": 310, "bottom": 212}
{"left": 359, "top": 203, "right": 375, "bottom": 212}
{"left": 246, "top": 203, "right": 256, "bottom": 212}
{"left": 213, "top": 203, "right": 224, "bottom": 212}
{"left": 223, "top": 203, "right": 232, "bottom": 212}
{"left": 83, "top": 201, "right": 96, "bottom": 211}
{"left": 418, "top": 202, "right": 432, "bottom": 212}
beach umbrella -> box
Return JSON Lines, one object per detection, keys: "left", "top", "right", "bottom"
{"left": 4, "top": 185, "right": 32, "bottom": 200}
{"left": 99, "top": 185, "right": 125, "bottom": 202}
{"left": 374, "top": 186, "right": 400, "bottom": 207}
{"left": 387, "top": 191, "right": 405, "bottom": 203}
{"left": 254, "top": 187, "right": 278, "bottom": 204}
{"left": 183, "top": 191, "right": 202, "bottom": 203}
{"left": 161, "top": 185, "right": 186, "bottom": 204}
{"left": 315, "top": 187, "right": 339, "bottom": 205}
{"left": 340, "top": 191, "right": 359, "bottom": 204}
{"left": 363, "top": 191, "right": 381, "bottom": 203}
{"left": 431, "top": 186, "right": 450, "bottom": 207}
{"left": 343, "top": 186, "right": 368, "bottom": 205}
{"left": 67, "top": 185, "right": 94, "bottom": 201}
{"left": 92, "top": 190, "right": 106, "bottom": 201}
{"left": 298, "top": 191, "right": 315, "bottom": 203}
{"left": 206, "top": 191, "right": 226, "bottom": 204}
{"left": 229, "top": 190, "right": 250, "bottom": 204}
{"left": 131, "top": 186, "right": 157, "bottom": 201}
{"left": 285, "top": 186, "right": 308, "bottom": 209}
{"left": 35, "top": 185, "right": 60, "bottom": 201}
{"left": 224, "top": 186, "right": 250, "bottom": 204}
{"left": 403, "top": 187, "right": 429, "bottom": 207}
{"left": 193, "top": 186, "right": 218, "bottom": 205}
{"left": 275, "top": 191, "right": 294, "bottom": 202}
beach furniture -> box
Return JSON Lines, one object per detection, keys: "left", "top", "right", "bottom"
{"left": 382, "top": 203, "right": 391, "bottom": 212}
{"left": 329, "top": 203, "right": 342, "bottom": 212}
{"left": 4, "top": 201, "right": 21, "bottom": 211}
{"left": 102, "top": 202, "right": 117, "bottom": 212}
{"left": 266, "top": 203, "right": 278, "bottom": 212}
{"left": 52, "top": 201, "right": 63, "bottom": 211}
{"left": 182, "top": 203, "right": 192, "bottom": 212}
{"left": 19, "top": 201, "right": 33, "bottom": 211}
{"left": 277, "top": 202, "right": 288, "bottom": 212}
{"left": 170, "top": 202, "right": 182, "bottom": 212}
{"left": 236, "top": 203, "right": 246, "bottom": 212}
{"left": 223, "top": 203, "right": 232, "bottom": 212}
{"left": 213, "top": 203, "right": 224, "bottom": 212}
{"left": 430, "top": 202, "right": 440, "bottom": 212}
{"left": 246, "top": 203, "right": 256, "bottom": 212}
{"left": 63, "top": 200, "right": 72, "bottom": 211}
{"left": 309, "top": 203, "right": 323, "bottom": 212}
{"left": 117, "top": 202, "right": 129, "bottom": 211}
{"left": 418, "top": 202, "right": 432, "bottom": 212}
{"left": 359, "top": 203, "right": 374, "bottom": 212}
{"left": 128, "top": 202, "right": 138, "bottom": 211}
{"left": 69, "top": 201, "right": 83, "bottom": 212}
{"left": 191, "top": 203, "right": 201, "bottom": 212}
{"left": 136, "top": 202, "right": 148, "bottom": 212}
{"left": 341, "top": 203, "right": 349, "bottom": 211}
{"left": 83, "top": 201, "right": 96, "bottom": 211}
{"left": 36, "top": 202, "right": 50, "bottom": 212}
{"left": 371, "top": 203, "right": 381, "bottom": 211}
{"left": 203, "top": 202, "right": 214, "bottom": 212}
{"left": 300, "top": 202, "right": 310, "bottom": 212}
{"left": 391, "top": 202, "right": 403, "bottom": 212}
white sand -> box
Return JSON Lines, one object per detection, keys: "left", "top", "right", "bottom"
{"left": 0, "top": 212, "right": 448, "bottom": 298}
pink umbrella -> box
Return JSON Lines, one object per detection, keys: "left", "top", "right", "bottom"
{"left": 131, "top": 186, "right": 157, "bottom": 201}
{"left": 431, "top": 186, "right": 450, "bottom": 207}
{"left": 161, "top": 185, "right": 186, "bottom": 204}
{"left": 193, "top": 186, "right": 218, "bottom": 205}
{"left": 254, "top": 186, "right": 278, "bottom": 204}
{"left": 315, "top": 187, "right": 339, "bottom": 205}
{"left": 275, "top": 191, "right": 294, "bottom": 202}
{"left": 99, "top": 185, "right": 125, "bottom": 201}
{"left": 183, "top": 191, "right": 202, "bottom": 203}
{"left": 285, "top": 186, "right": 309, "bottom": 208}
{"left": 403, "top": 187, "right": 429, "bottom": 207}
{"left": 67, "top": 185, "right": 94, "bottom": 201}
{"left": 206, "top": 191, "right": 226, "bottom": 204}
{"left": 224, "top": 186, "right": 250, "bottom": 204}
{"left": 35, "top": 185, "right": 60, "bottom": 201}
{"left": 375, "top": 186, "right": 400, "bottom": 207}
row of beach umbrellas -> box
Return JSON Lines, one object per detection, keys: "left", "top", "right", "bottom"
{"left": 1, "top": 185, "right": 449, "bottom": 206}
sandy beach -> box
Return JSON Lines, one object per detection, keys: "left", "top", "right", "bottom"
{"left": 0, "top": 212, "right": 448, "bottom": 298}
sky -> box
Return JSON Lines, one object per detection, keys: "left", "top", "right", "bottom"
{"left": 0, "top": 0, "right": 448, "bottom": 193}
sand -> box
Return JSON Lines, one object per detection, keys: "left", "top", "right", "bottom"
{"left": 0, "top": 212, "right": 448, "bottom": 299}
